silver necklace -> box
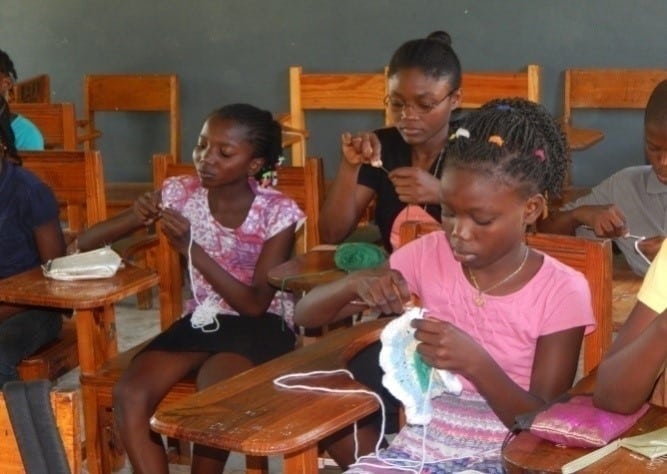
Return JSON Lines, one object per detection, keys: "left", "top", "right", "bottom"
{"left": 466, "top": 246, "right": 530, "bottom": 307}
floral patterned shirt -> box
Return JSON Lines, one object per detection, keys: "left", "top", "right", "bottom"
{"left": 161, "top": 176, "right": 304, "bottom": 327}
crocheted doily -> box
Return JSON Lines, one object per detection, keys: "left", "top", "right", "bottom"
{"left": 379, "top": 306, "right": 462, "bottom": 425}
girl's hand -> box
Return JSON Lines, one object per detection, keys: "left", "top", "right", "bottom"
{"left": 160, "top": 208, "right": 192, "bottom": 254}
{"left": 637, "top": 235, "right": 666, "bottom": 262}
{"left": 388, "top": 166, "right": 441, "bottom": 205}
{"left": 574, "top": 204, "right": 628, "bottom": 237}
{"left": 341, "top": 132, "right": 382, "bottom": 167}
{"left": 133, "top": 191, "right": 162, "bottom": 225}
{"left": 412, "top": 318, "right": 485, "bottom": 376}
{"left": 352, "top": 268, "right": 411, "bottom": 315}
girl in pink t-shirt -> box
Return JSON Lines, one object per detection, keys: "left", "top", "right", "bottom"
{"left": 76, "top": 104, "right": 303, "bottom": 473}
{"left": 295, "top": 98, "right": 595, "bottom": 473}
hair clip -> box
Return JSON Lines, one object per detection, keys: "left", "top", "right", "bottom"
{"left": 488, "top": 135, "right": 504, "bottom": 147}
{"left": 534, "top": 149, "right": 546, "bottom": 162}
{"left": 496, "top": 104, "right": 512, "bottom": 111}
{"left": 449, "top": 127, "right": 470, "bottom": 140}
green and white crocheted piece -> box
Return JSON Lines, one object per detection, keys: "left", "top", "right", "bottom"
{"left": 379, "top": 306, "right": 463, "bottom": 425}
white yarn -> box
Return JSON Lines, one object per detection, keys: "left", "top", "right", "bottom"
{"left": 273, "top": 369, "right": 386, "bottom": 461}
{"left": 186, "top": 232, "right": 220, "bottom": 333}
{"left": 274, "top": 365, "right": 482, "bottom": 473}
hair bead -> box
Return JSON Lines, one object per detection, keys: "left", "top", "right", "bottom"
{"left": 488, "top": 135, "right": 504, "bottom": 147}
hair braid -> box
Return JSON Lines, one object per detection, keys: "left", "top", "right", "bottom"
{"left": 446, "top": 98, "right": 569, "bottom": 199}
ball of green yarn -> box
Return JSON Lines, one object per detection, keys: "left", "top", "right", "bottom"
{"left": 334, "top": 242, "right": 387, "bottom": 272}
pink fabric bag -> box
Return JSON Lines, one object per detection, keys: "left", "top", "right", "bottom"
{"left": 528, "top": 395, "right": 649, "bottom": 448}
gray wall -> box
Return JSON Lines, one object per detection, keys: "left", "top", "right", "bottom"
{"left": 3, "top": 0, "right": 666, "bottom": 186}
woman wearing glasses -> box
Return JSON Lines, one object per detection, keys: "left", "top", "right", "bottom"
{"left": 317, "top": 31, "right": 462, "bottom": 467}
{"left": 319, "top": 31, "right": 462, "bottom": 252}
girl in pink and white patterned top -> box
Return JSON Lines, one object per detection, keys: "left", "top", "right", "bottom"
{"left": 76, "top": 103, "right": 303, "bottom": 473}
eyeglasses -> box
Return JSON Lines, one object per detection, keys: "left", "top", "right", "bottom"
{"left": 384, "top": 89, "right": 457, "bottom": 117}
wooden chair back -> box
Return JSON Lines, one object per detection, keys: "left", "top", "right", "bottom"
{"left": 287, "top": 65, "right": 390, "bottom": 165}
{"left": 10, "top": 102, "right": 77, "bottom": 150}
{"left": 460, "top": 64, "right": 541, "bottom": 109}
{"left": 399, "top": 221, "right": 612, "bottom": 375}
{"left": 9, "top": 74, "right": 51, "bottom": 104}
{"left": 0, "top": 389, "right": 80, "bottom": 474}
{"left": 81, "top": 74, "right": 180, "bottom": 159}
{"left": 20, "top": 150, "right": 108, "bottom": 234}
{"left": 563, "top": 68, "right": 667, "bottom": 153}
{"left": 153, "top": 154, "right": 325, "bottom": 329}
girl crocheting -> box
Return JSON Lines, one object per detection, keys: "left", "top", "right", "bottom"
{"left": 75, "top": 103, "right": 303, "bottom": 473}
{"left": 295, "top": 98, "right": 596, "bottom": 473}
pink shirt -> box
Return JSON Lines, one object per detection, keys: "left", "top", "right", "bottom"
{"left": 390, "top": 231, "right": 596, "bottom": 392}
{"left": 162, "top": 176, "right": 304, "bottom": 325}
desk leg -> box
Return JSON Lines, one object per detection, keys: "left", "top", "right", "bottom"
{"left": 76, "top": 305, "right": 118, "bottom": 474}
{"left": 246, "top": 455, "right": 269, "bottom": 473}
{"left": 282, "top": 445, "right": 318, "bottom": 473}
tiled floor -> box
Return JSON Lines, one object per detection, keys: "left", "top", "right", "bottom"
{"left": 54, "top": 296, "right": 342, "bottom": 473}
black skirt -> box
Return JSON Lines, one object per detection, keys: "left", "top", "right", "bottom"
{"left": 140, "top": 312, "right": 296, "bottom": 365}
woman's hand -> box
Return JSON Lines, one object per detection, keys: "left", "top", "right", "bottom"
{"left": 351, "top": 268, "right": 411, "bottom": 315}
{"left": 160, "top": 208, "right": 192, "bottom": 254}
{"left": 341, "top": 132, "right": 382, "bottom": 167}
{"left": 133, "top": 191, "right": 162, "bottom": 225}
{"left": 412, "top": 318, "right": 486, "bottom": 376}
{"left": 388, "top": 166, "right": 441, "bottom": 205}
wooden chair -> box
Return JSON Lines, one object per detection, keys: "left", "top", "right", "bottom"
{"left": 80, "top": 154, "right": 325, "bottom": 473}
{"left": 399, "top": 221, "right": 613, "bottom": 376}
{"left": 9, "top": 74, "right": 50, "bottom": 104}
{"left": 563, "top": 68, "right": 667, "bottom": 151}
{"left": 16, "top": 151, "right": 108, "bottom": 382}
{"left": 285, "top": 66, "right": 390, "bottom": 166}
{"left": 0, "top": 386, "right": 81, "bottom": 473}
{"left": 459, "top": 64, "right": 541, "bottom": 109}
{"left": 78, "top": 74, "right": 180, "bottom": 219}
{"left": 10, "top": 102, "right": 78, "bottom": 150}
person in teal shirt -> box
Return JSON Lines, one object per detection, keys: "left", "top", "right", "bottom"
{"left": 0, "top": 49, "right": 44, "bottom": 150}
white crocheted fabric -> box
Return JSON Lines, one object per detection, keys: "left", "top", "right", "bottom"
{"left": 379, "top": 306, "right": 462, "bottom": 425}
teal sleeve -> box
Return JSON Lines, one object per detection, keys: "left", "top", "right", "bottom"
{"left": 11, "top": 114, "right": 45, "bottom": 150}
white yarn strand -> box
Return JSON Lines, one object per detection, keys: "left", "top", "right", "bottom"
{"left": 187, "top": 232, "right": 220, "bottom": 333}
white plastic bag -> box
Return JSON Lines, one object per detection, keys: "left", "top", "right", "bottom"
{"left": 42, "top": 247, "right": 123, "bottom": 281}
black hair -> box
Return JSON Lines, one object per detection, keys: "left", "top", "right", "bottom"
{"left": 645, "top": 79, "right": 667, "bottom": 126}
{"left": 0, "top": 95, "right": 18, "bottom": 163}
{"left": 387, "top": 30, "right": 462, "bottom": 89}
{"left": 445, "top": 98, "right": 569, "bottom": 199}
{"left": 208, "top": 103, "right": 283, "bottom": 179}
{"left": 0, "top": 49, "right": 17, "bottom": 81}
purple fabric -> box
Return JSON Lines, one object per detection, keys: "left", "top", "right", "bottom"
{"left": 530, "top": 396, "right": 649, "bottom": 448}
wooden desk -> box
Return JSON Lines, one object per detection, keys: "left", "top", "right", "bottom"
{"left": 151, "top": 318, "right": 387, "bottom": 473}
{"left": 268, "top": 248, "right": 343, "bottom": 293}
{"left": 563, "top": 124, "right": 604, "bottom": 151}
{"left": 503, "top": 405, "right": 667, "bottom": 473}
{"left": 0, "top": 265, "right": 158, "bottom": 471}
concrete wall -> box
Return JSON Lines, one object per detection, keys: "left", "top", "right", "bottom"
{"left": 3, "top": 0, "right": 666, "bottom": 186}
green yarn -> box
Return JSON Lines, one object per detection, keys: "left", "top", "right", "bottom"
{"left": 333, "top": 242, "right": 387, "bottom": 272}
{"left": 413, "top": 352, "right": 432, "bottom": 393}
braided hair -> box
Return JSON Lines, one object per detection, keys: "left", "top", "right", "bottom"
{"left": 446, "top": 98, "right": 569, "bottom": 199}
{"left": 0, "top": 49, "right": 17, "bottom": 81}
{"left": 0, "top": 95, "right": 18, "bottom": 163}
{"left": 388, "top": 30, "right": 462, "bottom": 88}
{"left": 208, "top": 103, "right": 283, "bottom": 181}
